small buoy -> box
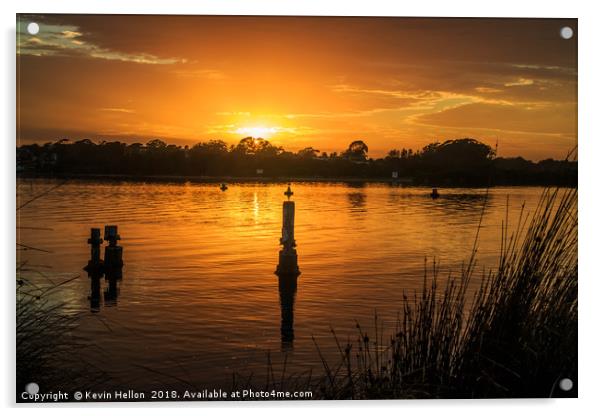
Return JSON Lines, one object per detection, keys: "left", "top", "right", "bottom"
{"left": 220, "top": 183, "right": 228, "bottom": 191}
{"left": 430, "top": 188, "right": 440, "bottom": 199}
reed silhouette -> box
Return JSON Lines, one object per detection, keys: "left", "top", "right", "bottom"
{"left": 310, "top": 188, "right": 577, "bottom": 399}
{"left": 16, "top": 181, "right": 109, "bottom": 399}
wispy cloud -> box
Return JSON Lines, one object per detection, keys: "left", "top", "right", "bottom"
{"left": 203, "top": 123, "right": 318, "bottom": 138}
{"left": 332, "top": 83, "right": 525, "bottom": 106}
{"left": 172, "top": 69, "right": 227, "bottom": 80}
{"left": 99, "top": 108, "right": 136, "bottom": 114}
{"left": 280, "top": 85, "right": 509, "bottom": 123}
{"left": 504, "top": 78, "right": 535, "bottom": 87}
{"left": 510, "top": 63, "right": 577, "bottom": 75}
{"left": 61, "top": 30, "right": 81, "bottom": 39}
{"left": 216, "top": 111, "right": 251, "bottom": 117}
{"left": 475, "top": 86, "right": 503, "bottom": 93}
{"left": 17, "top": 21, "right": 183, "bottom": 65}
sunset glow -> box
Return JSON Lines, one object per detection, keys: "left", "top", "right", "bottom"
{"left": 235, "top": 126, "right": 279, "bottom": 139}
{"left": 16, "top": 15, "right": 577, "bottom": 160}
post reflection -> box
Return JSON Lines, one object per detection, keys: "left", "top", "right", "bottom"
{"left": 346, "top": 183, "right": 367, "bottom": 215}
{"left": 87, "top": 270, "right": 102, "bottom": 313}
{"left": 104, "top": 269, "right": 122, "bottom": 307}
{"left": 424, "top": 192, "right": 492, "bottom": 220}
{"left": 87, "top": 269, "right": 123, "bottom": 312}
{"left": 278, "top": 274, "right": 298, "bottom": 351}
{"left": 347, "top": 192, "right": 367, "bottom": 210}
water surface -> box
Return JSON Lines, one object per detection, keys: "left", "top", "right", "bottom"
{"left": 17, "top": 179, "right": 547, "bottom": 391}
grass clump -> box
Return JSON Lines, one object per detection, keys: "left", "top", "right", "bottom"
{"left": 16, "top": 271, "right": 82, "bottom": 396}
{"left": 313, "top": 188, "right": 577, "bottom": 399}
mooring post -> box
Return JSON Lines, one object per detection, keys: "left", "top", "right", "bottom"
{"left": 104, "top": 225, "right": 123, "bottom": 270}
{"left": 84, "top": 228, "right": 103, "bottom": 271}
{"left": 276, "top": 184, "right": 300, "bottom": 276}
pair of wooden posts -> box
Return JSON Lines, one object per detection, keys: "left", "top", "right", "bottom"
{"left": 85, "top": 225, "right": 123, "bottom": 272}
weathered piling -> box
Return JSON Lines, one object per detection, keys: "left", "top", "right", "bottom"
{"left": 276, "top": 185, "right": 300, "bottom": 276}
{"left": 103, "top": 225, "right": 123, "bottom": 270}
{"left": 84, "top": 228, "right": 103, "bottom": 271}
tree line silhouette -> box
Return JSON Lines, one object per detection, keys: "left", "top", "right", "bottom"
{"left": 17, "top": 137, "right": 576, "bottom": 186}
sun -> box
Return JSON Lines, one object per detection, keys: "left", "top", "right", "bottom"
{"left": 235, "top": 126, "right": 279, "bottom": 139}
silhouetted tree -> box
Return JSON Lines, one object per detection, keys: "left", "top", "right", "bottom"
{"left": 344, "top": 140, "right": 369, "bottom": 162}
{"left": 298, "top": 147, "right": 320, "bottom": 158}
{"left": 387, "top": 149, "right": 400, "bottom": 159}
{"left": 414, "top": 138, "right": 495, "bottom": 185}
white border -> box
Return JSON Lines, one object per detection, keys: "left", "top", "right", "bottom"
{"left": 3, "top": 1, "right": 601, "bottom": 415}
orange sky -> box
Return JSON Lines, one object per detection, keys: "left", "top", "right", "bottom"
{"left": 17, "top": 15, "right": 577, "bottom": 160}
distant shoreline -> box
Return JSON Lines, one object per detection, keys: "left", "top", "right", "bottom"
{"left": 17, "top": 138, "right": 577, "bottom": 188}
{"left": 17, "top": 172, "right": 411, "bottom": 184}
{"left": 16, "top": 172, "right": 571, "bottom": 188}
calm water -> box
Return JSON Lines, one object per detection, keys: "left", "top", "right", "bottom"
{"left": 17, "top": 179, "right": 547, "bottom": 391}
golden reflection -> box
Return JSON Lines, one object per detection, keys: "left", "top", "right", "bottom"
{"left": 17, "top": 181, "right": 559, "bottom": 334}
{"left": 253, "top": 191, "right": 260, "bottom": 223}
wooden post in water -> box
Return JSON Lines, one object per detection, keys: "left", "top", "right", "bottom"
{"left": 84, "top": 228, "right": 103, "bottom": 271}
{"left": 276, "top": 185, "right": 300, "bottom": 276}
{"left": 104, "top": 225, "right": 124, "bottom": 270}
